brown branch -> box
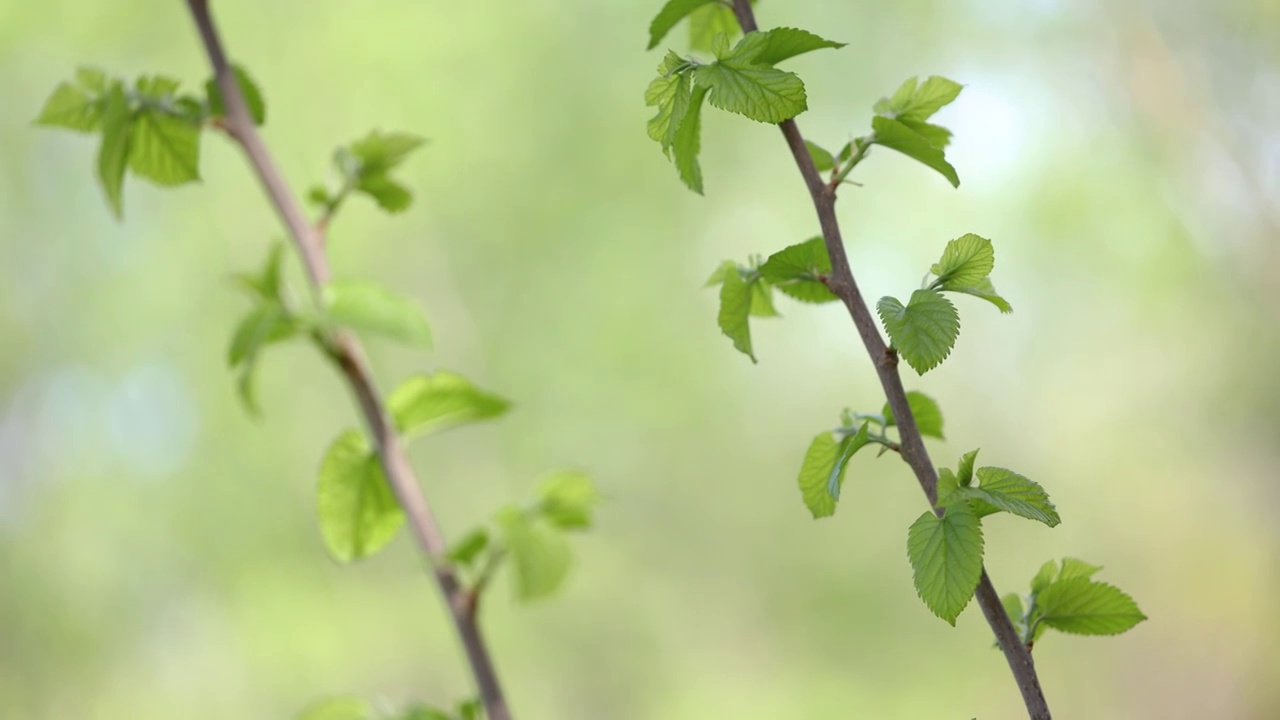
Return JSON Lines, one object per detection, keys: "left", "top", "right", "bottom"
{"left": 730, "top": 2, "right": 1051, "bottom": 717}
{"left": 184, "top": 2, "right": 511, "bottom": 717}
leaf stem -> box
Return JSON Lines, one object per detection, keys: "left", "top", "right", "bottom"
{"left": 183, "top": 2, "right": 511, "bottom": 717}
{"left": 730, "top": 2, "right": 1051, "bottom": 717}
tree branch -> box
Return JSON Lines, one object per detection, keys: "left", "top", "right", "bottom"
{"left": 730, "top": 2, "right": 1051, "bottom": 717}
{"left": 183, "top": 2, "right": 511, "bottom": 717}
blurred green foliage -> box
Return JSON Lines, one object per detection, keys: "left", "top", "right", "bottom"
{"left": 2, "top": 0, "right": 1279, "bottom": 718}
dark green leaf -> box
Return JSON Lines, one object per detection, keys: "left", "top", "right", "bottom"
{"left": 882, "top": 390, "right": 944, "bottom": 440}
{"left": 323, "top": 280, "right": 432, "bottom": 346}
{"left": 1036, "top": 579, "right": 1146, "bottom": 636}
{"left": 538, "top": 471, "right": 599, "bottom": 529}
{"left": 387, "top": 371, "right": 510, "bottom": 437}
{"left": 497, "top": 507, "right": 572, "bottom": 601}
{"left": 907, "top": 502, "right": 984, "bottom": 625}
{"left": 97, "top": 83, "right": 132, "bottom": 218}
{"left": 128, "top": 109, "right": 201, "bottom": 186}
{"left": 316, "top": 429, "right": 405, "bottom": 563}
{"left": 876, "top": 289, "right": 960, "bottom": 374}
{"left": 871, "top": 116, "right": 959, "bottom": 187}
{"left": 206, "top": 64, "right": 266, "bottom": 125}
{"left": 647, "top": 0, "right": 718, "bottom": 50}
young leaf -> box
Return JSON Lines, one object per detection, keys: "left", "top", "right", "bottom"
{"left": 316, "top": 429, "right": 405, "bottom": 563}
{"left": 956, "top": 448, "right": 979, "bottom": 487}
{"left": 828, "top": 423, "right": 871, "bottom": 501}
{"left": 128, "top": 109, "right": 201, "bottom": 186}
{"left": 717, "top": 269, "right": 756, "bottom": 362}
{"left": 885, "top": 75, "right": 963, "bottom": 121}
{"left": 694, "top": 35, "right": 808, "bottom": 123}
{"left": 954, "top": 467, "right": 1060, "bottom": 527}
{"left": 645, "top": 53, "right": 693, "bottom": 150}
{"left": 946, "top": 276, "right": 1013, "bottom": 313}
{"left": 206, "top": 64, "right": 266, "bottom": 125}
{"left": 1057, "top": 557, "right": 1104, "bottom": 582}
{"left": 688, "top": 2, "right": 741, "bottom": 51}
{"left": 387, "top": 371, "right": 510, "bottom": 437}
{"left": 932, "top": 234, "right": 994, "bottom": 289}
{"left": 881, "top": 390, "right": 944, "bottom": 440}
{"left": 876, "top": 289, "right": 960, "bottom": 374}
{"left": 323, "top": 280, "right": 432, "bottom": 346}
{"left": 1035, "top": 578, "right": 1146, "bottom": 636}
{"left": 673, "top": 85, "right": 710, "bottom": 192}
{"left": 805, "top": 141, "right": 835, "bottom": 172}
{"left": 797, "top": 431, "right": 840, "bottom": 518}
{"left": 907, "top": 502, "right": 984, "bottom": 625}
{"left": 97, "top": 83, "right": 132, "bottom": 218}
{"left": 497, "top": 507, "right": 573, "bottom": 601}
{"left": 296, "top": 697, "right": 375, "bottom": 720}
{"left": 447, "top": 528, "right": 490, "bottom": 567}
{"left": 34, "top": 70, "right": 107, "bottom": 132}
{"left": 538, "top": 471, "right": 599, "bottom": 529}
{"left": 870, "top": 116, "right": 959, "bottom": 187}
{"left": 751, "top": 27, "right": 846, "bottom": 65}
{"left": 749, "top": 278, "right": 779, "bottom": 317}
{"left": 647, "top": 0, "right": 718, "bottom": 50}
{"left": 760, "top": 236, "right": 839, "bottom": 303}
{"left": 1031, "top": 559, "right": 1058, "bottom": 593}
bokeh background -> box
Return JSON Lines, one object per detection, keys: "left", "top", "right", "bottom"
{"left": 3, "top": 0, "right": 1279, "bottom": 718}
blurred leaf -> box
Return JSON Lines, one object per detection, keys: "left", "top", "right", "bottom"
{"left": 387, "top": 371, "right": 510, "bottom": 437}
{"left": 317, "top": 429, "right": 405, "bottom": 563}
{"left": 234, "top": 242, "right": 287, "bottom": 302}
{"left": 1031, "top": 559, "right": 1058, "bottom": 594}
{"left": 448, "top": 528, "right": 490, "bottom": 567}
{"left": 128, "top": 109, "right": 201, "bottom": 186}
{"left": 297, "top": 697, "right": 374, "bottom": 720}
{"left": 1035, "top": 579, "right": 1146, "bottom": 636}
{"left": 703, "top": 260, "right": 738, "bottom": 288}
{"left": 953, "top": 467, "right": 1060, "bottom": 527}
{"left": 871, "top": 115, "right": 959, "bottom": 187}
{"left": 876, "top": 289, "right": 960, "bottom": 374}
{"left": 907, "top": 502, "right": 984, "bottom": 625}
{"left": 455, "top": 699, "right": 483, "bottom": 720}
{"left": 348, "top": 130, "right": 425, "bottom": 175}
{"left": 1057, "top": 557, "right": 1104, "bottom": 582}
{"left": 932, "top": 234, "right": 994, "bottom": 289}
{"left": 717, "top": 268, "right": 755, "bottom": 362}
{"left": 323, "top": 280, "right": 432, "bottom": 346}
{"left": 694, "top": 36, "right": 807, "bottom": 123}
{"left": 688, "top": 2, "right": 740, "bottom": 51}
{"left": 97, "top": 82, "right": 132, "bottom": 218}
{"left": 805, "top": 140, "right": 835, "bottom": 172}
{"left": 882, "top": 390, "right": 945, "bottom": 439}
{"left": 748, "top": 278, "right": 779, "bottom": 317}
{"left": 227, "top": 302, "right": 296, "bottom": 367}
{"left": 1002, "top": 592, "right": 1028, "bottom": 638}
{"left": 956, "top": 448, "right": 979, "bottom": 487}
{"left": 206, "top": 64, "right": 266, "bottom": 125}
{"left": 647, "top": 0, "right": 718, "bottom": 50}
{"left": 497, "top": 507, "right": 572, "bottom": 601}
{"left": 537, "top": 470, "right": 599, "bottom": 529}
{"left": 355, "top": 173, "right": 412, "bottom": 212}
{"left": 34, "top": 77, "right": 105, "bottom": 132}
{"left": 398, "top": 707, "right": 452, "bottom": 720}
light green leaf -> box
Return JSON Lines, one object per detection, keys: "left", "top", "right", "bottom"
{"left": 954, "top": 467, "right": 1060, "bottom": 527}
{"left": 946, "top": 276, "right": 1013, "bottom": 313}
{"left": 704, "top": 260, "right": 738, "bottom": 288}
{"left": 348, "top": 130, "right": 425, "bottom": 176}
{"left": 387, "top": 371, "right": 510, "bottom": 437}
{"left": 805, "top": 141, "right": 835, "bottom": 172}
{"left": 227, "top": 302, "right": 296, "bottom": 367}
{"left": 750, "top": 27, "right": 846, "bottom": 66}
{"left": 1035, "top": 579, "right": 1146, "bottom": 636}
{"left": 316, "top": 429, "right": 405, "bottom": 563}
{"left": 936, "top": 468, "right": 961, "bottom": 507}
{"left": 882, "top": 390, "right": 944, "bottom": 440}
{"left": 797, "top": 431, "right": 839, "bottom": 519}
{"left": 538, "top": 470, "right": 599, "bottom": 529}
{"left": 645, "top": 52, "right": 693, "bottom": 150}
{"left": 447, "top": 528, "right": 490, "bottom": 567}
{"left": 717, "top": 268, "right": 755, "bottom": 362}
{"left": 128, "top": 109, "right": 201, "bottom": 186}
{"left": 774, "top": 279, "right": 839, "bottom": 304}
{"left": 876, "top": 289, "right": 960, "bottom": 374}
{"left": 871, "top": 116, "right": 959, "bottom": 187}
{"left": 34, "top": 79, "right": 105, "bottom": 132}
{"left": 899, "top": 118, "right": 952, "bottom": 149}
{"left": 206, "top": 64, "right": 266, "bottom": 125}
{"left": 1057, "top": 557, "right": 1104, "bottom": 582}
{"left": 694, "top": 35, "right": 808, "bottom": 123}
{"left": 355, "top": 173, "right": 412, "bottom": 213}
{"left": 1031, "top": 560, "right": 1058, "bottom": 593}
{"left": 97, "top": 83, "right": 132, "bottom": 219}
{"left": 647, "top": 0, "right": 718, "bottom": 50}
{"left": 932, "top": 234, "right": 994, "bottom": 289}
{"left": 673, "top": 84, "right": 710, "bottom": 192}
{"left": 323, "top": 280, "right": 432, "bottom": 346}
{"left": 956, "top": 448, "right": 979, "bottom": 487}
{"left": 688, "top": 2, "right": 741, "bottom": 51}
{"left": 882, "top": 75, "right": 963, "bottom": 122}
{"left": 907, "top": 502, "right": 984, "bottom": 625}
{"left": 760, "top": 237, "right": 839, "bottom": 303}
{"left": 749, "top": 278, "right": 779, "bottom": 317}
{"left": 297, "top": 697, "right": 374, "bottom": 720}
{"left": 498, "top": 507, "right": 572, "bottom": 601}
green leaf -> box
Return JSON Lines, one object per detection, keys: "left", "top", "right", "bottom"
{"left": 717, "top": 269, "right": 756, "bottom": 362}
{"left": 907, "top": 502, "right": 984, "bottom": 625}
{"left": 774, "top": 279, "right": 839, "bottom": 304}
{"left": 879, "top": 75, "right": 963, "bottom": 122}
{"left": 899, "top": 119, "right": 952, "bottom": 149}
{"left": 932, "top": 234, "right": 994, "bottom": 289}
{"left": 870, "top": 116, "right": 959, "bottom": 187}
{"left": 97, "top": 83, "right": 132, "bottom": 219}
{"left": 348, "top": 131, "right": 425, "bottom": 176}
{"left": 750, "top": 27, "right": 846, "bottom": 65}
{"left": 355, "top": 173, "right": 413, "bottom": 212}
{"left": 1035, "top": 579, "right": 1146, "bottom": 636}
{"left": 128, "top": 109, "right": 201, "bottom": 186}
{"left": 704, "top": 260, "right": 738, "bottom": 288}
{"left": 876, "top": 289, "right": 960, "bottom": 374}
{"left": 235, "top": 242, "right": 287, "bottom": 301}
{"left": 672, "top": 85, "right": 710, "bottom": 193}
{"left": 954, "top": 467, "right": 1060, "bottom": 527}
{"left": 227, "top": 302, "right": 296, "bottom": 367}
{"left": 1002, "top": 592, "right": 1029, "bottom": 638}
{"left": 688, "top": 2, "right": 741, "bottom": 51}
{"left": 805, "top": 141, "right": 835, "bottom": 172}
{"left": 387, "top": 371, "right": 510, "bottom": 437}
{"left": 323, "top": 280, "right": 432, "bottom": 346}
{"left": 538, "top": 470, "right": 599, "bottom": 529}
{"left": 694, "top": 35, "right": 808, "bottom": 123}
{"left": 797, "top": 432, "right": 839, "bottom": 519}
{"left": 447, "top": 528, "right": 490, "bottom": 567}
{"left": 455, "top": 699, "right": 482, "bottom": 720}
{"left": 1057, "top": 557, "right": 1104, "bottom": 582}
{"left": 647, "top": 0, "right": 718, "bottom": 50}
{"left": 946, "top": 276, "right": 1013, "bottom": 313}
{"left": 1031, "top": 560, "right": 1058, "bottom": 594}
{"left": 645, "top": 52, "right": 693, "bottom": 150}
{"left": 297, "top": 697, "right": 374, "bottom": 720}
{"left": 760, "top": 237, "right": 839, "bottom": 303}
{"left": 935, "top": 468, "right": 961, "bottom": 507}
{"left": 749, "top": 278, "right": 779, "bottom": 317}
{"left": 956, "top": 448, "right": 979, "bottom": 487}
{"left": 881, "top": 390, "right": 944, "bottom": 440}
{"left": 206, "top": 64, "right": 266, "bottom": 125}
{"left": 498, "top": 507, "right": 572, "bottom": 601}
{"left": 34, "top": 80, "right": 104, "bottom": 132}
{"left": 828, "top": 423, "right": 871, "bottom": 500}
{"left": 316, "top": 429, "right": 405, "bottom": 563}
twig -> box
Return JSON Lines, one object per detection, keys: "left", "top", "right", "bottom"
{"left": 183, "top": 2, "right": 511, "bottom": 717}
{"left": 730, "top": 2, "right": 1051, "bottom": 717}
